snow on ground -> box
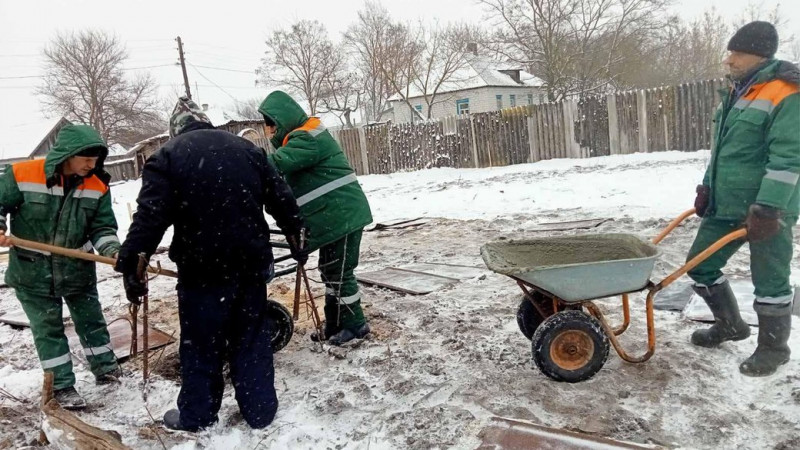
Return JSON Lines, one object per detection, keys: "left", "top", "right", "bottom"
{"left": 1, "top": 150, "right": 799, "bottom": 449}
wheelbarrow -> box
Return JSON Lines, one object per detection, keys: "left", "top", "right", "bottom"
{"left": 480, "top": 209, "right": 747, "bottom": 383}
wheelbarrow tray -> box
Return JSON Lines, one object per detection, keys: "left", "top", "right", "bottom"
{"left": 481, "top": 233, "right": 661, "bottom": 302}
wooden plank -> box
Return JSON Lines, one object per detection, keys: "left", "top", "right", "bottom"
{"left": 527, "top": 115, "right": 539, "bottom": 162}
{"left": 356, "top": 267, "right": 458, "bottom": 295}
{"left": 358, "top": 127, "right": 370, "bottom": 175}
{"left": 607, "top": 94, "right": 620, "bottom": 155}
{"left": 636, "top": 89, "right": 648, "bottom": 153}
{"left": 478, "top": 417, "right": 657, "bottom": 450}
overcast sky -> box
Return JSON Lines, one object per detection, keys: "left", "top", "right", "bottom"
{"left": 1, "top": 0, "right": 798, "bottom": 158}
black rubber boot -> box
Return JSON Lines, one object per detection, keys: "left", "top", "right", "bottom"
{"left": 163, "top": 409, "right": 204, "bottom": 432}
{"left": 95, "top": 366, "right": 126, "bottom": 385}
{"left": 740, "top": 303, "right": 792, "bottom": 377}
{"left": 691, "top": 281, "right": 751, "bottom": 348}
{"left": 54, "top": 386, "right": 87, "bottom": 411}
{"left": 328, "top": 323, "right": 371, "bottom": 346}
{"left": 310, "top": 295, "right": 342, "bottom": 342}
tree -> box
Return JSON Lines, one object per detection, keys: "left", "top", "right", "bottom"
{"left": 38, "top": 30, "right": 163, "bottom": 147}
{"left": 734, "top": 2, "right": 795, "bottom": 48}
{"left": 411, "top": 23, "right": 482, "bottom": 119}
{"left": 479, "top": 0, "right": 672, "bottom": 100}
{"left": 259, "top": 20, "right": 339, "bottom": 115}
{"left": 344, "top": 1, "right": 412, "bottom": 123}
{"left": 233, "top": 97, "right": 264, "bottom": 120}
{"left": 318, "top": 65, "right": 363, "bottom": 128}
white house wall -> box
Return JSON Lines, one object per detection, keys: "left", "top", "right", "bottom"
{"left": 391, "top": 86, "right": 546, "bottom": 123}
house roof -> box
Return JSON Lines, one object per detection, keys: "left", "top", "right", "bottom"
{"left": 388, "top": 56, "right": 546, "bottom": 101}
{"left": 0, "top": 117, "right": 71, "bottom": 161}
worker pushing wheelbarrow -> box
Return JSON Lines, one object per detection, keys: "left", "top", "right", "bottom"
{"left": 481, "top": 208, "right": 748, "bottom": 383}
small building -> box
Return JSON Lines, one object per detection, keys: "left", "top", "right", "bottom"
{"left": 0, "top": 117, "right": 73, "bottom": 170}
{"left": 387, "top": 56, "right": 547, "bottom": 123}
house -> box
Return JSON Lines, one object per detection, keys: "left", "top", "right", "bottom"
{"left": 387, "top": 56, "right": 547, "bottom": 123}
{"left": 0, "top": 117, "right": 73, "bottom": 169}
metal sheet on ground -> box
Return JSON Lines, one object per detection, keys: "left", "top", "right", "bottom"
{"left": 366, "top": 218, "right": 430, "bottom": 231}
{"left": 478, "top": 417, "right": 657, "bottom": 450}
{"left": 0, "top": 309, "right": 70, "bottom": 327}
{"left": 398, "top": 262, "right": 485, "bottom": 281}
{"left": 357, "top": 267, "right": 457, "bottom": 295}
{"left": 65, "top": 319, "right": 174, "bottom": 361}
{"left": 528, "top": 218, "right": 612, "bottom": 232}
{"left": 682, "top": 279, "right": 764, "bottom": 326}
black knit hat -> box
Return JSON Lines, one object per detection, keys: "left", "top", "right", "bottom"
{"left": 75, "top": 146, "right": 105, "bottom": 157}
{"left": 728, "top": 21, "right": 778, "bottom": 58}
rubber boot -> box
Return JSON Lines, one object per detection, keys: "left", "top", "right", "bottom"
{"left": 310, "top": 295, "right": 342, "bottom": 342}
{"left": 163, "top": 409, "right": 204, "bottom": 432}
{"left": 54, "top": 386, "right": 87, "bottom": 411}
{"left": 691, "top": 281, "right": 751, "bottom": 348}
{"left": 740, "top": 303, "right": 792, "bottom": 377}
{"left": 328, "top": 323, "right": 371, "bottom": 346}
{"left": 95, "top": 366, "right": 126, "bottom": 385}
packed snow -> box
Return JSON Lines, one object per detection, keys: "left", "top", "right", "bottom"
{"left": 1, "top": 150, "right": 799, "bottom": 449}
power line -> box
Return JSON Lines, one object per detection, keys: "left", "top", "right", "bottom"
{"left": 188, "top": 64, "right": 239, "bottom": 103}
{"left": 0, "top": 63, "right": 175, "bottom": 80}
{"left": 191, "top": 64, "right": 254, "bottom": 74}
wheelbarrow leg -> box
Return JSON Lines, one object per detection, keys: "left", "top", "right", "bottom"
{"left": 585, "top": 289, "right": 656, "bottom": 364}
{"left": 607, "top": 294, "right": 630, "bottom": 336}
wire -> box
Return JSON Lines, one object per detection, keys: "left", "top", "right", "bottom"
{"left": 188, "top": 64, "right": 240, "bottom": 103}
{"left": 0, "top": 75, "right": 40, "bottom": 80}
{"left": 191, "top": 64, "right": 254, "bottom": 74}
{"left": 0, "top": 63, "right": 175, "bottom": 80}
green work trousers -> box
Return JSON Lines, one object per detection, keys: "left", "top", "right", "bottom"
{"left": 318, "top": 230, "right": 366, "bottom": 329}
{"left": 16, "top": 287, "right": 118, "bottom": 390}
{"left": 687, "top": 216, "right": 797, "bottom": 306}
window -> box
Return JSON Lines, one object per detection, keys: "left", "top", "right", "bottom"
{"left": 412, "top": 104, "right": 423, "bottom": 121}
{"left": 539, "top": 92, "right": 547, "bottom": 103}
{"left": 510, "top": 94, "right": 516, "bottom": 107}
{"left": 456, "top": 98, "right": 470, "bottom": 115}
{"left": 528, "top": 93, "right": 534, "bottom": 105}
{"left": 496, "top": 94, "right": 503, "bottom": 110}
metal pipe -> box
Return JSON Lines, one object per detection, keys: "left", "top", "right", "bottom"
{"left": 652, "top": 208, "right": 696, "bottom": 245}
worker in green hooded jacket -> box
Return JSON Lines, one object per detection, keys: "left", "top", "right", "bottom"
{"left": 259, "top": 91, "right": 373, "bottom": 345}
{"left": 0, "top": 124, "right": 123, "bottom": 410}
{"left": 688, "top": 22, "right": 800, "bottom": 377}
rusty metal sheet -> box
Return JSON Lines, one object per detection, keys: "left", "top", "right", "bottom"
{"left": 528, "top": 218, "right": 612, "bottom": 232}
{"left": 478, "top": 417, "right": 657, "bottom": 450}
{"left": 357, "top": 267, "right": 457, "bottom": 295}
{"left": 65, "top": 318, "right": 174, "bottom": 361}
{"left": 398, "top": 262, "right": 485, "bottom": 281}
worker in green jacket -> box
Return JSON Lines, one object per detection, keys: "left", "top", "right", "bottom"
{"left": 0, "top": 124, "right": 123, "bottom": 409}
{"left": 688, "top": 21, "right": 800, "bottom": 376}
{"left": 259, "top": 91, "right": 373, "bottom": 346}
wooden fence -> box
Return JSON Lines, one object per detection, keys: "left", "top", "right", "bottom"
{"left": 331, "top": 78, "right": 727, "bottom": 175}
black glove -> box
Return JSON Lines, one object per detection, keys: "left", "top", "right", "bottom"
{"left": 122, "top": 273, "right": 146, "bottom": 305}
{"left": 287, "top": 230, "right": 309, "bottom": 266}
{"left": 694, "top": 185, "right": 710, "bottom": 217}
{"left": 114, "top": 248, "right": 148, "bottom": 304}
{"left": 745, "top": 204, "right": 783, "bottom": 242}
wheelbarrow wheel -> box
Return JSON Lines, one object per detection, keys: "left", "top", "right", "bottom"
{"left": 531, "top": 310, "right": 609, "bottom": 383}
{"left": 517, "top": 293, "right": 554, "bottom": 340}
{"left": 265, "top": 299, "right": 294, "bottom": 353}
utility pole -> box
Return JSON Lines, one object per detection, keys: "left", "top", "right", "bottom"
{"left": 176, "top": 36, "right": 192, "bottom": 99}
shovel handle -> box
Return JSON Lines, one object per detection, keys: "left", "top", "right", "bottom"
{"left": 6, "top": 236, "right": 178, "bottom": 278}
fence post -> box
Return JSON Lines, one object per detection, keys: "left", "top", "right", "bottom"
{"left": 469, "top": 114, "right": 480, "bottom": 168}
{"left": 607, "top": 94, "right": 620, "bottom": 155}
{"left": 636, "top": 89, "right": 649, "bottom": 153}
{"left": 357, "top": 127, "right": 370, "bottom": 176}
{"left": 527, "top": 114, "right": 539, "bottom": 162}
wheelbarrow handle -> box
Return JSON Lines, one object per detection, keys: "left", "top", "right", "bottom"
{"left": 651, "top": 208, "right": 697, "bottom": 245}
{"left": 656, "top": 227, "right": 747, "bottom": 290}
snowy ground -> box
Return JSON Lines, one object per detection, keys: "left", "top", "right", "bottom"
{"left": 1, "top": 150, "right": 799, "bottom": 449}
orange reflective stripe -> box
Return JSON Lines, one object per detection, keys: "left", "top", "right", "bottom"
{"left": 743, "top": 80, "right": 799, "bottom": 106}
{"left": 79, "top": 175, "right": 108, "bottom": 196}
{"left": 282, "top": 117, "right": 323, "bottom": 147}
{"left": 12, "top": 159, "right": 47, "bottom": 184}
